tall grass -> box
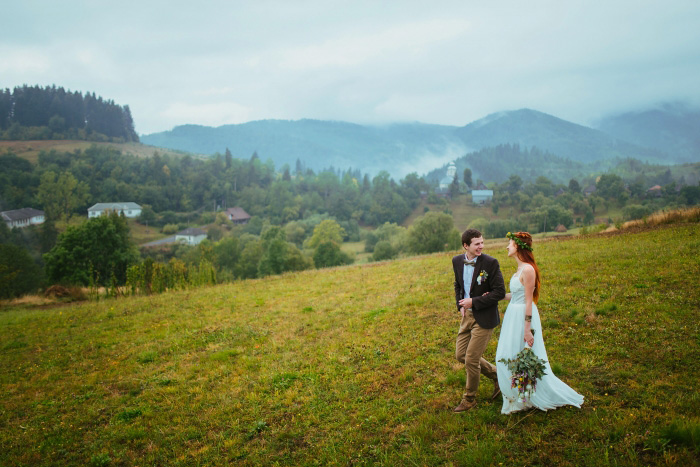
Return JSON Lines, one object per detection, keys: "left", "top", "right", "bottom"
{"left": 1, "top": 223, "right": 698, "bottom": 466}
{"left": 622, "top": 206, "right": 700, "bottom": 229}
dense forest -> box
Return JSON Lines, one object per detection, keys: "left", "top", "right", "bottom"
{"left": 0, "top": 85, "right": 138, "bottom": 142}
{"left": 0, "top": 146, "right": 426, "bottom": 226}
{"left": 426, "top": 144, "right": 700, "bottom": 187}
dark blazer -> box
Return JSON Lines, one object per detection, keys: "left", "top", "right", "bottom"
{"left": 452, "top": 253, "right": 506, "bottom": 329}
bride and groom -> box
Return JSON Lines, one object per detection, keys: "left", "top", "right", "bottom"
{"left": 451, "top": 228, "right": 584, "bottom": 414}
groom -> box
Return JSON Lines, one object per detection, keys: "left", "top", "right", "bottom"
{"left": 451, "top": 228, "right": 505, "bottom": 412}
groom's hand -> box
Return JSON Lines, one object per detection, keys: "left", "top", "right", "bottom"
{"left": 459, "top": 306, "right": 465, "bottom": 318}
{"left": 459, "top": 298, "right": 473, "bottom": 309}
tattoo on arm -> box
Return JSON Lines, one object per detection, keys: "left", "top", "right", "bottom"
{"left": 525, "top": 315, "right": 532, "bottom": 322}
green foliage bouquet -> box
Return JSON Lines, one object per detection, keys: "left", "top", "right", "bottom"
{"left": 498, "top": 345, "right": 548, "bottom": 404}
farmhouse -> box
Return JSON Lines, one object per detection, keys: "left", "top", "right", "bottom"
{"left": 471, "top": 183, "right": 493, "bottom": 205}
{"left": 647, "top": 185, "right": 662, "bottom": 197}
{"left": 88, "top": 202, "right": 142, "bottom": 218}
{"left": 1, "top": 208, "right": 45, "bottom": 229}
{"left": 176, "top": 227, "right": 207, "bottom": 246}
{"left": 225, "top": 207, "right": 251, "bottom": 224}
{"left": 471, "top": 190, "right": 494, "bottom": 205}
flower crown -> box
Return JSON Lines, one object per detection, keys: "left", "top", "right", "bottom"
{"left": 506, "top": 232, "right": 533, "bottom": 252}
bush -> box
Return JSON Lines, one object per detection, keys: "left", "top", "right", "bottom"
{"left": 364, "top": 231, "right": 379, "bottom": 253}
{"left": 199, "top": 211, "right": 217, "bottom": 224}
{"left": 162, "top": 224, "right": 178, "bottom": 235}
{"left": 138, "top": 205, "right": 157, "bottom": 225}
{"left": 623, "top": 204, "right": 653, "bottom": 221}
{"left": 372, "top": 241, "right": 397, "bottom": 261}
{"left": 0, "top": 244, "right": 43, "bottom": 298}
{"left": 207, "top": 225, "right": 224, "bottom": 242}
{"left": 406, "top": 212, "right": 460, "bottom": 254}
{"left": 313, "top": 241, "right": 352, "bottom": 268}
{"left": 43, "top": 213, "right": 138, "bottom": 287}
{"left": 483, "top": 219, "right": 521, "bottom": 239}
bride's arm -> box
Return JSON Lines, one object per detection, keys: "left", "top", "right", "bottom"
{"left": 521, "top": 267, "right": 536, "bottom": 346}
{"left": 482, "top": 292, "right": 511, "bottom": 300}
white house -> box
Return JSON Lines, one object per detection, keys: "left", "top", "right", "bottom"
{"left": 175, "top": 227, "right": 207, "bottom": 246}
{"left": 88, "top": 202, "right": 142, "bottom": 218}
{"left": 1, "top": 208, "right": 45, "bottom": 228}
{"left": 471, "top": 189, "right": 494, "bottom": 205}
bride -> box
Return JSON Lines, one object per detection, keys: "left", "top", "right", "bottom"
{"left": 495, "top": 231, "right": 584, "bottom": 414}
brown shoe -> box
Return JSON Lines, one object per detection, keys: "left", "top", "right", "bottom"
{"left": 491, "top": 380, "right": 501, "bottom": 400}
{"left": 453, "top": 398, "right": 477, "bottom": 412}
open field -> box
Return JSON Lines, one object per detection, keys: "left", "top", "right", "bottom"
{"left": 0, "top": 140, "right": 193, "bottom": 164}
{"left": 1, "top": 223, "right": 699, "bottom": 466}
{"left": 126, "top": 219, "right": 171, "bottom": 245}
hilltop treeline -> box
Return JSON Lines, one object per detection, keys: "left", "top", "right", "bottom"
{"left": 425, "top": 144, "right": 700, "bottom": 186}
{"left": 0, "top": 146, "right": 427, "bottom": 227}
{"left": 0, "top": 85, "right": 138, "bottom": 142}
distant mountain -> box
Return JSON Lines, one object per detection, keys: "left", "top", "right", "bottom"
{"left": 141, "top": 108, "right": 684, "bottom": 179}
{"left": 594, "top": 102, "right": 700, "bottom": 164}
{"left": 141, "top": 120, "right": 467, "bottom": 178}
{"left": 454, "top": 109, "right": 667, "bottom": 164}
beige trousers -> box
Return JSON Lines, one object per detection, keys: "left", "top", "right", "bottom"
{"left": 455, "top": 310, "right": 497, "bottom": 400}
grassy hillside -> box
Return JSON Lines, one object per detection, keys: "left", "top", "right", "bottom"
{"left": 1, "top": 224, "right": 699, "bottom": 466}
{"left": 0, "top": 140, "right": 193, "bottom": 164}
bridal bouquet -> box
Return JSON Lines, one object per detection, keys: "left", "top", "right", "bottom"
{"left": 498, "top": 344, "right": 548, "bottom": 404}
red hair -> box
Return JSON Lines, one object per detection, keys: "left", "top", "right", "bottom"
{"left": 514, "top": 232, "right": 541, "bottom": 304}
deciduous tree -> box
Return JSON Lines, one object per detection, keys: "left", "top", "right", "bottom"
{"left": 44, "top": 212, "right": 138, "bottom": 286}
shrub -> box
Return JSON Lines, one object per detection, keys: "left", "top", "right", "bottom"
{"left": 623, "top": 204, "right": 653, "bottom": 221}
{"left": 162, "top": 224, "right": 178, "bottom": 235}
{"left": 0, "top": 244, "right": 43, "bottom": 299}
{"left": 313, "top": 241, "right": 352, "bottom": 268}
{"left": 406, "top": 212, "right": 460, "bottom": 254}
{"left": 372, "top": 240, "right": 397, "bottom": 261}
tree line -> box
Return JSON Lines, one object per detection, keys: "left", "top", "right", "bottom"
{"left": 0, "top": 145, "right": 428, "bottom": 226}
{"left": 462, "top": 172, "right": 700, "bottom": 240}
{"left": 0, "top": 145, "right": 431, "bottom": 297}
{"left": 0, "top": 85, "right": 138, "bottom": 142}
{"left": 2, "top": 142, "right": 699, "bottom": 299}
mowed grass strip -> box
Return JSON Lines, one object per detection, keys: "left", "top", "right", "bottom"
{"left": 1, "top": 223, "right": 699, "bottom": 466}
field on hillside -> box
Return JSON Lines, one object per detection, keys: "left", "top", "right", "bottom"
{"left": 0, "top": 140, "right": 191, "bottom": 163}
{"left": 1, "top": 224, "right": 699, "bottom": 466}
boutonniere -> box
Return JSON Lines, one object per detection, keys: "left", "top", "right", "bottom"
{"left": 477, "top": 270, "right": 488, "bottom": 285}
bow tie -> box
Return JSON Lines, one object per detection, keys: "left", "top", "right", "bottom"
{"left": 465, "top": 259, "right": 476, "bottom": 266}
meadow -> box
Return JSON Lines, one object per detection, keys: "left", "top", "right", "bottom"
{"left": 0, "top": 140, "right": 186, "bottom": 164}
{"left": 1, "top": 222, "right": 699, "bottom": 466}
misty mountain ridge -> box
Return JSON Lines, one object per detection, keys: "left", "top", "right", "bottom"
{"left": 595, "top": 102, "right": 700, "bottom": 164}
{"left": 140, "top": 104, "right": 697, "bottom": 179}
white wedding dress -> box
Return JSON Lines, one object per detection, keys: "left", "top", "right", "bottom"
{"left": 496, "top": 269, "right": 584, "bottom": 414}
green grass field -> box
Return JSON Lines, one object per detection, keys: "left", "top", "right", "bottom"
{"left": 1, "top": 223, "right": 699, "bottom": 466}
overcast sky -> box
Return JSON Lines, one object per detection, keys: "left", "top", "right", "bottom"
{"left": 2, "top": 0, "right": 700, "bottom": 134}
